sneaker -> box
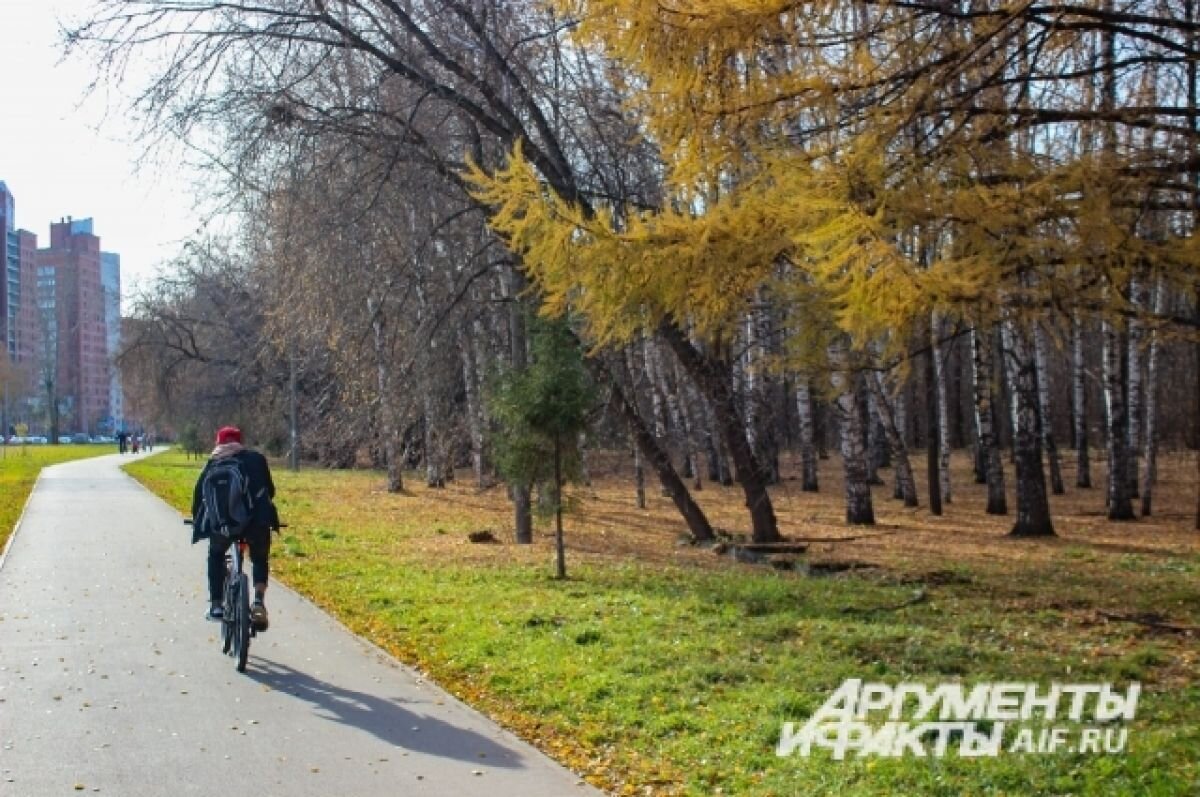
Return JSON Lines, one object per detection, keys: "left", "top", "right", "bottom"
{"left": 206, "top": 605, "right": 224, "bottom": 622}
{"left": 251, "top": 601, "right": 269, "bottom": 632}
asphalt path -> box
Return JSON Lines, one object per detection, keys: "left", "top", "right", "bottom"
{"left": 0, "top": 451, "right": 603, "bottom": 796}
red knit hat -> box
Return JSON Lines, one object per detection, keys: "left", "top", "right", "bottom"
{"left": 215, "top": 426, "right": 242, "bottom": 445}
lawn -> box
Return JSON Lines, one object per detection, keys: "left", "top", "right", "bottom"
{"left": 125, "top": 448, "right": 1200, "bottom": 796}
{"left": 0, "top": 444, "right": 116, "bottom": 552}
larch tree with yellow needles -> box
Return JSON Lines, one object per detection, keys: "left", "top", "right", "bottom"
{"left": 476, "top": 0, "right": 1200, "bottom": 537}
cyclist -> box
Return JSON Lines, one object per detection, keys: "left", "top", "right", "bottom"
{"left": 190, "top": 425, "right": 278, "bottom": 630}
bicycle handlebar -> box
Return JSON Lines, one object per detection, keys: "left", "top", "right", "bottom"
{"left": 183, "top": 518, "right": 288, "bottom": 528}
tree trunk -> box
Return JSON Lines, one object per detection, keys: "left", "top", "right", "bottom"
{"left": 604, "top": 352, "right": 713, "bottom": 541}
{"left": 1127, "top": 277, "right": 1144, "bottom": 497}
{"left": 686, "top": 354, "right": 731, "bottom": 485}
{"left": 741, "top": 293, "right": 782, "bottom": 484}
{"left": 874, "top": 403, "right": 892, "bottom": 469}
{"left": 925, "top": 333, "right": 943, "bottom": 516}
{"left": 680, "top": 372, "right": 713, "bottom": 490}
{"left": 1141, "top": 279, "right": 1164, "bottom": 516}
{"left": 672, "top": 360, "right": 704, "bottom": 490}
{"left": 972, "top": 436, "right": 987, "bottom": 484}
{"left": 1191, "top": 0, "right": 1200, "bottom": 531}
{"left": 971, "top": 326, "right": 1008, "bottom": 515}
{"left": 1000, "top": 322, "right": 1020, "bottom": 463}
{"left": 1072, "top": 312, "right": 1092, "bottom": 488}
{"left": 659, "top": 322, "right": 781, "bottom": 542}
{"left": 578, "top": 431, "right": 591, "bottom": 487}
{"left": 867, "top": 371, "right": 919, "bottom": 507}
{"left": 742, "top": 307, "right": 764, "bottom": 478}
{"left": 553, "top": 436, "right": 566, "bottom": 579}
{"left": 367, "top": 295, "right": 402, "bottom": 493}
{"left": 633, "top": 443, "right": 646, "bottom": 509}
{"left": 1007, "top": 320, "right": 1055, "bottom": 537}
{"left": 656, "top": 345, "right": 700, "bottom": 491}
{"left": 642, "top": 337, "right": 669, "bottom": 445}
{"left": 931, "top": 312, "right": 953, "bottom": 503}
{"left": 287, "top": 350, "right": 299, "bottom": 471}
{"left": 829, "top": 338, "right": 875, "bottom": 525}
{"left": 863, "top": 378, "right": 884, "bottom": 485}
{"left": 893, "top": 384, "right": 909, "bottom": 498}
{"left": 504, "top": 267, "right": 533, "bottom": 542}
{"left": 1102, "top": 319, "right": 1136, "bottom": 520}
{"left": 461, "top": 323, "right": 487, "bottom": 488}
{"left": 796, "top": 377, "right": 819, "bottom": 491}
{"left": 422, "top": 391, "right": 445, "bottom": 488}
{"left": 1033, "top": 324, "right": 1065, "bottom": 495}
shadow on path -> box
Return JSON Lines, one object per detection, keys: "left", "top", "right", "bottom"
{"left": 247, "top": 657, "right": 527, "bottom": 768}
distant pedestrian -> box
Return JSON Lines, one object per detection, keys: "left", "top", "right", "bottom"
{"left": 117, "top": 431, "right": 128, "bottom": 454}
{"left": 132, "top": 435, "right": 141, "bottom": 454}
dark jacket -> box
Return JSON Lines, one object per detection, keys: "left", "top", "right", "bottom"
{"left": 191, "top": 446, "right": 277, "bottom": 544}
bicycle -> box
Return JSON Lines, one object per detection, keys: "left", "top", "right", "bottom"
{"left": 185, "top": 519, "right": 279, "bottom": 673}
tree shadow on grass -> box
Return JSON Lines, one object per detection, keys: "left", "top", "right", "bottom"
{"left": 246, "top": 656, "right": 526, "bottom": 768}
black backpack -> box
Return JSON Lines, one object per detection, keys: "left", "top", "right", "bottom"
{"left": 201, "top": 457, "right": 254, "bottom": 538}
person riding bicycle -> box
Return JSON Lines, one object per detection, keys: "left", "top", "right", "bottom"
{"left": 190, "top": 425, "right": 278, "bottom": 631}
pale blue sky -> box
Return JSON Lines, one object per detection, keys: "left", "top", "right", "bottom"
{"left": 1, "top": 0, "right": 201, "bottom": 308}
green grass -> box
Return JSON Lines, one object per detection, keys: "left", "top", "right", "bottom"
{"left": 0, "top": 444, "right": 115, "bottom": 551}
{"left": 125, "top": 450, "right": 1200, "bottom": 796}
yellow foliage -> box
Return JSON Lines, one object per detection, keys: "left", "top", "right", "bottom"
{"left": 471, "top": 140, "right": 956, "bottom": 351}
{"left": 480, "top": 0, "right": 1200, "bottom": 366}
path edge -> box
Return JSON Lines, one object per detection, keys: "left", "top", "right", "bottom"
{"left": 0, "top": 470, "right": 44, "bottom": 574}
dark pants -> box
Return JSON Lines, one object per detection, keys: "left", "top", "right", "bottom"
{"left": 207, "top": 525, "right": 272, "bottom": 603}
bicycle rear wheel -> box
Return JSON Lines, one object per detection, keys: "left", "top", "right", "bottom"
{"left": 234, "top": 572, "right": 251, "bottom": 672}
{"left": 221, "top": 577, "right": 235, "bottom": 654}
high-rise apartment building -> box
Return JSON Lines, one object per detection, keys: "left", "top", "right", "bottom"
{"left": 0, "top": 182, "right": 40, "bottom": 367}
{"left": 36, "top": 217, "right": 111, "bottom": 434}
{"left": 1, "top": 181, "right": 20, "bottom": 360}
{"left": 100, "top": 251, "right": 123, "bottom": 432}
{"left": 16, "top": 228, "right": 39, "bottom": 365}
{"left": 0, "top": 182, "right": 122, "bottom": 437}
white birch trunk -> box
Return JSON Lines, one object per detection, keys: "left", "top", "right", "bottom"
{"left": 367, "top": 294, "right": 402, "bottom": 493}
{"left": 459, "top": 324, "right": 486, "bottom": 489}
{"left": 654, "top": 344, "right": 697, "bottom": 486}
{"left": 672, "top": 358, "right": 704, "bottom": 490}
{"left": 931, "top": 312, "right": 953, "bottom": 503}
{"left": 1102, "top": 318, "right": 1135, "bottom": 520}
{"left": 1007, "top": 319, "right": 1055, "bottom": 536}
{"left": 633, "top": 443, "right": 646, "bottom": 509}
{"left": 1072, "top": 312, "right": 1092, "bottom": 488}
{"left": 503, "top": 265, "right": 532, "bottom": 543}
{"left": 1033, "top": 323, "right": 1065, "bottom": 494}
{"left": 1127, "top": 277, "right": 1144, "bottom": 497}
{"left": 868, "top": 372, "right": 918, "bottom": 506}
{"left": 1141, "top": 279, "right": 1165, "bottom": 516}
{"left": 971, "top": 325, "right": 1007, "bottom": 514}
{"left": 796, "top": 377, "right": 819, "bottom": 492}
{"left": 829, "top": 338, "right": 875, "bottom": 524}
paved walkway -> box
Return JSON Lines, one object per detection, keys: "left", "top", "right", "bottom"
{"left": 0, "top": 452, "right": 603, "bottom": 796}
